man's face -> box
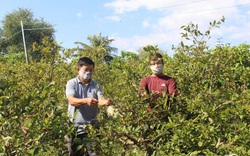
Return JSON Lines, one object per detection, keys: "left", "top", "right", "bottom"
{"left": 78, "top": 64, "right": 94, "bottom": 73}
{"left": 150, "top": 59, "right": 164, "bottom": 75}
{"left": 149, "top": 59, "right": 163, "bottom": 66}
{"left": 78, "top": 65, "right": 94, "bottom": 81}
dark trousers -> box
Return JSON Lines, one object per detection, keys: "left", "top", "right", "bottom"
{"left": 66, "top": 133, "right": 89, "bottom": 156}
{"left": 66, "top": 121, "right": 99, "bottom": 156}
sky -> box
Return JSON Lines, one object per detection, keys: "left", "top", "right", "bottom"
{"left": 0, "top": 0, "right": 250, "bottom": 56}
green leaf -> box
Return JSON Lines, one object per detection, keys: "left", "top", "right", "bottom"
{"left": 198, "top": 141, "right": 203, "bottom": 147}
{"left": 33, "top": 147, "right": 40, "bottom": 155}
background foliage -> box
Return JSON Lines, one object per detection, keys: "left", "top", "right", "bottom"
{"left": 0, "top": 8, "right": 55, "bottom": 59}
{"left": 0, "top": 11, "right": 249, "bottom": 156}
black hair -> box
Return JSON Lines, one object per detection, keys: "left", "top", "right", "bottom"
{"left": 149, "top": 52, "right": 163, "bottom": 63}
{"left": 78, "top": 57, "right": 95, "bottom": 68}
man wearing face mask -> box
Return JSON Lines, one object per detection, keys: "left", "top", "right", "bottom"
{"left": 66, "top": 57, "right": 112, "bottom": 156}
{"left": 139, "top": 53, "right": 177, "bottom": 111}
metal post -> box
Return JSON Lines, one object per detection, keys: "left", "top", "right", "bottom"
{"left": 21, "top": 21, "right": 28, "bottom": 64}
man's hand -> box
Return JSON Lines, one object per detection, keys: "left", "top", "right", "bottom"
{"left": 85, "top": 98, "right": 99, "bottom": 107}
{"left": 98, "top": 98, "right": 112, "bottom": 106}
{"left": 152, "top": 91, "right": 162, "bottom": 100}
{"left": 140, "top": 91, "right": 147, "bottom": 98}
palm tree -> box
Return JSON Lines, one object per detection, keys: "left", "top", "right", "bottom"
{"left": 74, "top": 33, "right": 117, "bottom": 62}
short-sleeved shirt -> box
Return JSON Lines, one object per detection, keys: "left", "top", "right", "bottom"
{"left": 140, "top": 75, "right": 177, "bottom": 96}
{"left": 66, "top": 76, "right": 103, "bottom": 129}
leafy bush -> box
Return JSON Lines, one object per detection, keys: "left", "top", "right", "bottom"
{"left": 0, "top": 57, "right": 73, "bottom": 155}
{"left": 0, "top": 18, "right": 249, "bottom": 155}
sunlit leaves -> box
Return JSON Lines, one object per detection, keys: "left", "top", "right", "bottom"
{"left": 0, "top": 16, "right": 249, "bottom": 155}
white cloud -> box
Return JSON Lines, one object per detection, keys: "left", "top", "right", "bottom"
{"left": 104, "top": 0, "right": 142, "bottom": 14}
{"left": 106, "top": 15, "right": 121, "bottom": 21}
{"left": 77, "top": 12, "right": 82, "bottom": 18}
{"left": 142, "top": 19, "right": 150, "bottom": 28}
{"left": 104, "top": 0, "right": 202, "bottom": 13}
{"left": 105, "top": 0, "right": 250, "bottom": 55}
{"left": 112, "top": 36, "right": 133, "bottom": 51}
{"left": 113, "top": 31, "right": 181, "bottom": 55}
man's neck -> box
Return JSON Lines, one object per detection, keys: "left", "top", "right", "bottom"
{"left": 151, "top": 73, "right": 164, "bottom": 77}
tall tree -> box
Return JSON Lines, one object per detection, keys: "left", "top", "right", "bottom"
{"left": 74, "top": 33, "right": 117, "bottom": 62}
{"left": 0, "top": 8, "right": 55, "bottom": 55}
{"left": 137, "top": 44, "right": 163, "bottom": 60}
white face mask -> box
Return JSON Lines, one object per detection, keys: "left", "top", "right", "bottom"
{"left": 150, "top": 64, "right": 163, "bottom": 74}
{"left": 79, "top": 71, "right": 93, "bottom": 80}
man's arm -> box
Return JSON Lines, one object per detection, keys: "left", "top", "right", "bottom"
{"left": 66, "top": 80, "right": 99, "bottom": 107}
{"left": 139, "top": 77, "right": 148, "bottom": 98}
{"left": 68, "top": 96, "right": 99, "bottom": 107}
{"left": 98, "top": 98, "right": 112, "bottom": 106}
{"left": 95, "top": 84, "right": 112, "bottom": 106}
{"left": 139, "top": 86, "right": 147, "bottom": 98}
{"left": 168, "top": 78, "right": 178, "bottom": 96}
